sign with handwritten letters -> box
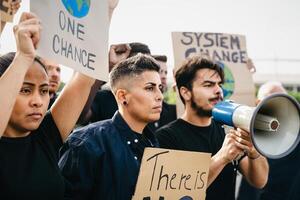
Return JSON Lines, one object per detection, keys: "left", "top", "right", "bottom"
{"left": 31, "top": 0, "right": 109, "bottom": 81}
{"left": 172, "top": 32, "right": 256, "bottom": 115}
{"left": 132, "top": 148, "right": 211, "bottom": 200}
{"left": 0, "top": 0, "right": 14, "bottom": 22}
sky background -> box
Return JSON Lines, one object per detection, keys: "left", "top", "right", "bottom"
{"left": 1, "top": 0, "right": 300, "bottom": 82}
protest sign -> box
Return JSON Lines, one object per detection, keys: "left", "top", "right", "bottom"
{"left": 133, "top": 148, "right": 211, "bottom": 200}
{"left": 172, "top": 32, "right": 256, "bottom": 115}
{"left": 31, "top": 0, "right": 109, "bottom": 81}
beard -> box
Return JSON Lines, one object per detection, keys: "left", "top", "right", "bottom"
{"left": 190, "top": 94, "right": 213, "bottom": 117}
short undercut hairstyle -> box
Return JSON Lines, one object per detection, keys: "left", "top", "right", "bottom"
{"left": 175, "top": 55, "right": 224, "bottom": 104}
{"left": 109, "top": 53, "right": 160, "bottom": 93}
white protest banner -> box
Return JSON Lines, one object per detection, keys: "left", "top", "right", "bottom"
{"left": 132, "top": 148, "right": 211, "bottom": 200}
{"left": 31, "top": 0, "right": 109, "bottom": 81}
{"left": 0, "top": 0, "right": 14, "bottom": 22}
{"left": 172, "top": 32, "right": 256, "bottom": 115}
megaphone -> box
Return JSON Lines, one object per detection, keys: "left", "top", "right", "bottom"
{"left": 212, "top": 93, "right": 300, "bottom": 159}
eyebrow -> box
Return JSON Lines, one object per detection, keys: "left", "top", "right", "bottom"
{"left": 145, "top": 82, "right": 157, "bottom": 86}
{"left": 201, "top": 80, "right": 223, "bottom": 85}
{"left": 23, "top": 82, "right": 49, "bottom": 87}
{"left": 145, "top": 82, "right": 162, "bottom": 87}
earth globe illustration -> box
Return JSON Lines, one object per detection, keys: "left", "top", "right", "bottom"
{"left": 216, "top": 61, "right": 235, "bottom": 100}
{"left": 62, "top": 0, "right": 91, "bottom": 18}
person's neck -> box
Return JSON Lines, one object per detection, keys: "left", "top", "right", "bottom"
{"left": 119, "top": 110, "right": 146, "bottom": 134}
{"left": 181, "top": 107, "right": 212, "bottom": 127}
{"left": 3, "top": 126, "right": 31, "bottom": 138}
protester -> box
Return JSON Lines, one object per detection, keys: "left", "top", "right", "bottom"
{"left": 0, "top": 0, "right": 118, "bottom": 199}
{"left": 77, "top": 42, "right": 150, "bottom": 125}
{"left": 78, "top": 48, "right": 178, "bottom": 133}
{"left": 59, "top": 54, "right": 163, "bottom": 199}
{"left": 0, "top": 12, "right": 96, "bottom": 199}
{"left": 150, "top": 54, "right": 177, "bottom": 130}
{"left": 152, "top": 55, "right": 168, "bottom": 93}
{"left": 40, "top": 58, "right": 62, "bottom": 108}
{"left": 156, "top": 55, "right": 269, "bottom": 200}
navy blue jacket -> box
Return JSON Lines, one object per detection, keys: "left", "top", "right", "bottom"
{"left": 59, "top": 112, "right": 159, "bottom": 200}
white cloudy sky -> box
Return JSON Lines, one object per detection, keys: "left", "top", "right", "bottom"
{"left": 1, "top": 0, "right": 300, "bottom": 82}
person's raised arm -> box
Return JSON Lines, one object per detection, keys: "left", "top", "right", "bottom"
{"left": 0, "top": 12, "right": 41, "bottom": 136}
{"left": 50, "top": 72, "right": 95, "bottom": 141}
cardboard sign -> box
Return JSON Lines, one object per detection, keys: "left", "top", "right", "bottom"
{"left": 31, "top": 0, "right": 109, "bottom": 81}
{"left": 132, "top": 148, "right": 211, "bottom": 200}
{"left": 172, "top": 32, "right": 256, "bottom": 116}
{"left": 0, "top": 0, "right": 14, "bottom": 22}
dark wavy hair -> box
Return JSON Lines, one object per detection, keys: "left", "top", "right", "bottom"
{"left": 175, "top": 55, "right": 224, "bottom": 104}
{"left": 0, "top": 52, "right": 47, "bottom": 77}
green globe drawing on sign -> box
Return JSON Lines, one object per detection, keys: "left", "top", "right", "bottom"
{"left": 62, "top": 0, "right": 90, "bottom": 18}
{"left": 217, "top": 61, "right": 235, "bottom": 100}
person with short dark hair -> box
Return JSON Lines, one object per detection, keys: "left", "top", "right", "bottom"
{"left": 39, "top": 58, "right": 62, "bottom": 109}
{"left": 149, "top": 54, "right": 177, "bottom": 130}
{"left": 156, "top": 55, "right": 269, "bottom": 200}
{"left": 152, "top": 55, "right": 168, "bottom": 93}
{"left": 59, "top": 54, "right": 163, "bottom": 200}
{"left": 78, "top": 42, "right": 151, "bottom": 125}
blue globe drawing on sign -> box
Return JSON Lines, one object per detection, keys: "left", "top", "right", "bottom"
{"left": 62, "top": 0, "right": 91, "bottom": 18}
{"left": 216, "top": 61, "right": 235, "bottom": 100}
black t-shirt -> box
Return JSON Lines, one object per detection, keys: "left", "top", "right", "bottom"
{"left": 48, "top": 93, "right": 58, "bottom": 109}
{"left": 156, "top": 118, "right": 237, "bottom": 200}
{"left": 90, "top": 89, "right": 118, "bottom": 123}
{"left": 0, "top": 112, "right": 64, "bottom": 200}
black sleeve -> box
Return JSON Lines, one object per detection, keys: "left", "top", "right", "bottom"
{"left": 90, "top": 91, "right": 102, "bottom": 123}
{"left": 39, "top": 111, "right": 63, "bottom": 157}
{"left": 156, "top": 127, "right": 179, "bottom": 149}
{"left": 287, "top": 170, "right": 300, "bottom": 200}
{"left": 59, "top": 140, "right": 103, "bottom": 200}
{"left": 90, "top": 90, "right": 118, "bottom": 122}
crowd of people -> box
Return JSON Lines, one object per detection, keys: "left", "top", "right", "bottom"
{"left": 0, "top": 0, "right": 299, "bottom": 200}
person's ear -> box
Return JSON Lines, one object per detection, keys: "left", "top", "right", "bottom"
{"left": 116, "top": 89, "right": 128, "bottom": 106}
{"left": 180, "top": 86, "right": 192, "bottom": 102}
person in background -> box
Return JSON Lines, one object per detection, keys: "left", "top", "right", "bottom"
{"left": 40, "top": 58, "right": 61, "bottom": 108}
{"left": 150, "top": 54, "right": 177, "bottom": 131}
{"left": 152, "top": 55, "right": 168, "bottom": 94}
